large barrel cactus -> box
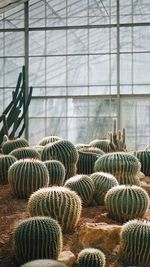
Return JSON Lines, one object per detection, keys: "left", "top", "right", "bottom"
{"left": 41, "top": 140, "right": 79, "bottom": 180}
{"left": 136, "top": 150, "right": 150, "bottom": 177}
{"left": 0, "top": 154, "right": 17, "bottom": 184}
{"left": 94, "top": 152, "right": 141, "bottom": 185}
{"left": 10, "top": 147, "right": 41, "bottom": 160}
{"left": 44, "top": 160, "right": 65, "bottom": 186}
{"left": 90, "top": 172, "right": 118, "bottom": 205}
{"left": 105, "top": 185, "right": 149, "bottom": 222}
{"left": 89, "top": 139, "right": 111, "bottom": 153}
{"left": 77, "top": 248, "right": 106, "bottom": 267}
{"left": 2, "top": 138, "right": 29, "bottom": 154}
{"left": 77, "top": 147, "right": 104, "bottom": 175}
{"left": 20, "top": 259, "right": 67, "bottom": 267}
{"left": 120, "top": 219, "right": 150, "bottom": 266}
{"left": 8, "top": 159, "right": 49, "bottom": 198}
{"left": 27, "top": 186, "right": 82, "bottom": 232}
{"left": 64, "top": 174, "right": 94, "bottom": 207}
{"left": 13, "top": 217, "right": 63, "bottom": 264}
{"left": 38, "top": 135, "right": 62, "bottom": 146}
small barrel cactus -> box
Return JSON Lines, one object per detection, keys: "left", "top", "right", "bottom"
{"left": 41, "top": 140, "right": 79, "bottom": 180}
{"left": 94, "top": 152, "right": 141, "bottom": 185}
{"left": 20, "top": 259, "right": 67, "bottom": 267}
{"left": 2, "top": 138, "right": 29, "bottom": 154}
{"left": 8, "top": 159, "right": 49, "bottom": 198}
{"left": 27, "top": 186, "right": 82, "bottom": 232}
{"left": 38, "top": 135, "right": 62, "bottom": 146}
{"left": 105, "top": 185, "right": 149, "bottom": 222}
{"left": 120, "top": 219, "right": 150, "bottom": 266}
{"left": 136, "top": 150, "right": 150, "bottom": 177}
{"left": 13, "top": 216, "right": 63, "bottom": 264}
{"left": 32, "top": 145, "right": 44, "bottom": 155}
{"left": 10, "top": 147, "right": 41, "bottom": 160}
{"left": 77, "top": 248, "right": 106, "bottom": 267}
{"left": 0, "top": 155, "right": 17, "bottom": 184}
{"left": 89, "top": 139, "right": 111, "bottom": 153}
{"left": 44, "top": 160, "right": 65, "bottom": 186}
{"left": 64, "top": 174, "right": 95, "bottom": 207}
{"left": 77, "top": 147, "right": 104, "bottom": 175}
{"left": 90, "top": 172, "right": 118, "bottom": 205}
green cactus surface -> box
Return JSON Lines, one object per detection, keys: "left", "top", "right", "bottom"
{"left": 44, "top": 160, "right": 65, "bottom": 186}
{"left": 13, "top": 217, "right": 63, "bottom": 264}
{"left": 77, "top": 248, "right": 106, "bottom": 267}
{"left": 105, "top": 185, "right": 149, "bottom": 222}
{"left": 41, "top": 140, "right": 79, "bottom": 180}
{"left": 38, "top": 136, "right": 62, "bottom": 146}
{"left": 27, "top": 186, "right": 82, "bottom": 232}
{"left": 2, "top": 138, "right": 29, "bottom": 154}
{"left": 10, "top": 147, "right": 41, "bottom": 160}
{"left": 90, "top": 172, "right": 118, "bottom": 205}
{"left": 120, "top": 219, "right": 150, "bottom": 266}
{"left": 20, "top": 259, "right": 67, "bottom": 267}
{"left": 64, "top": 174, "right": 95, "bottom": 207}
{"left": 0, "top": 154, "right": 17, "bottom": 184}
{"left": 136, "top": 150, "right": 150, "bottom": 177}
{"left": 89, "top": 139, "right": 111, "bottom": 153}
{"left": 8, "top": 159, "right": 49, "bottom": 198}
{"left": 94, "top": 152, "right": 141, "bottom": 185}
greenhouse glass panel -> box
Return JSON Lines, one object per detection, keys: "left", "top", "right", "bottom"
{"left": 67, "top": 118, "right": 89, "bottom": 144}
{"left": 46, "top": 0, "right": 66, "bottom": 27}
{"left": 120, "top": 54, "right": 132, "bottom": 85}
{"left": 29, "top": 0, "right": 45, "bottom": 27}
{"left": 133, "top": 27, "right": 150, "bottom": 52}
{"left": 29, "top": 118, "right": 46, "bottom": 145}
{"left": 29, "top": 31, "right": 45, "bottom": 56}
{"left": 46, "top": 98, "right": 66, "bottom": 117}
{"left": 29, "top": 99, "right": 46, "bottom": 118}
{"left": 67, "top": 29, "right": 88, "bottom": 54}
{"left": 46, "top": 56, "right": 66, "bottom": 86}
{"left": 133, "top": 53, "right": 150, "bottom": 84}
{"left": 29, "top": 57, "right": 46, "bottom": 86}
{"left": 89, "top": 55, "right": 110, "bottom": 85}
{"left": 46, "top": 30, "right": 66, "bottom": 55}
{"left": 46, "top": 118, "right": 67, "bottom": 138}
{"left": 67, "top": 0, "right": 88, "bottom": 25}
{"left": 46, "top": 87, "right": 66, "bottom": 96}
{"left": 68, "top": 56, "right": 88, "bottom": 86}
{"left": 68, "top": 98, "right": 89, "bottom": 117}
{"left": 88, "top": 117, "right": 115, "bottom": 141}
{"left": 4, "top": 57, "right": 24, "bottom": 87}
{"left": 68, "top": 87, "right": 88, "bottom": 96}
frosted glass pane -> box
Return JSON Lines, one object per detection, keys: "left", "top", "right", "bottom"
{"left": 133, "top": 86, "right": 150, "bottom": 94}
{"left": 89, "top": 98, "right": 117, "bottom": 116}
{"left": 88, "top": 117, "right": 114, "bottom": 140}
{"left": 29, "top": 99, "right": 46, "bottom": 117}
{"left": 120, "top": 54, "right": 132, "bottom": 84}
{"left": 133, "top": 53, "right": 150, "bottom": 84}
{"left": 29, "top": 0, "right": 45, "bottom": 27}
{"left": 46, "top": 0, "right": 66, "bottom": 26}
{"left": 68, "top": 118, "right": 88, "bottom": 144}
{"left": 32, "top": 88, "right": 46, "bottom": 97}
{"left": 89, "top": 55, "right": 110, "bottom": 85}
{"left": 120, "top": 27, "right": 132, "bottom": 52}
{"left": 67, "top": 0, "right": 88, "bottom": 25}
{"left": 46, "top": 98, "right": 66, "bottom": 117}
{"left": 29, "top": 57, "right": 46, "bottom": 86}
{"left": 46, "top": 57, "right": 66, "bottom": 86}
{"left": 29, "top": 31, "right": 45, "bottom": 56}
{"left": 4, "top": 4, "right": 24, "bottom": 28}
{"left": 68, "top": 29, "right": 88, "bottom": 54}
{"left": 68, "top": 56, "right": 88, "bottom": 86}
{"left": 29, "top": 118, "right": 46, "bottom": 146}
{"left": 0, "top": 59, "right": 4, "bottom": 86}
{"left": 46, "top": 30, "right": 66, "bottom": 55}
{"left": 68, "top": 99, "right": 89, "bottom": 117}
{"left": 4, "top": 58, "right": 24, "bottom": 87}
{"left": 46, "top": 87, "right": 66, "bottom": 96}
{"left": 120, "top": 86, "right": 132, "bottom": 94}
{"left": 120, "top": 1, "right": 132, "bottom": 23}
{"left": 133, "top": 0, "right": 150, "bottom": 23}
{"left": 89, "top": 0, "right": 113, "bottom": 24}
{"left": 133, "top": 27, "right": 150, "bottom": 52}
{"left": 68, "top": 87, "right": 88, "bottom": 96}
{"left": 137, "top": 100, "right": 150, "bottom": 136}
{"left": 46, "top": 118, "right": 67, "bottom": 138}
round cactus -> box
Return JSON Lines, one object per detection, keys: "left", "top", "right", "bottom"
{"left": 89, "top": 139, "right": 111, "bottom": 153}
{"left": 105, "top": 185, "right": 149, "bottom": 222}
{"left": 10, "top": 147, "right": 41, "bottom": 160}
{"left": 77, "top": 248, "right": 106, "bottom": 267}
{"left": 44, "top": 160, "right": 65, "bottom": 186}
{"left": 20, "top": 259, "right": 67, "bottom": 267}
{"left": 120, "top": 219, "right": 150, "bottom": 266}
{"left": 32, "top": 145, "right": 44, "bottom": 155}
{"left": 90, "top": 172, "right": 118, "bottom": 205}
{"left": 8, "top": 159, "right": 49, "bottom": 198}
{"left": 41, "top": 140, "right": 79, "bottom": 180}
{"left": 38, "top": 136, "right": 62, "bottom": 146}
{"left": 136, "top": 150, "right": 150, "bottom": 177}
{"left": 27, "top": 186, "right": 82, "bottom": 232}
{"left": 77, "top": 147, "right": 104, "bottom": 175}
{"left": 64, "top": 174, "right": 94, "bottom": 207}
{"left": 2, "top": 138, "right": 29, "bottom": 154}
{"left": 13, "top": 216, "right": 63, "bottom": 264}
{"left": 94, "top": 152, "right": 141, "bottom": 185}
{"left": 0, "top": 155, "right": 17, "bottom": 184}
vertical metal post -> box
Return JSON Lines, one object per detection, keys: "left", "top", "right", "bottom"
{"left": 24, "top": 1, "right": 29, "bottom": 140}
{"left": 117, "top": 0, "right": 120, "bottom": 130}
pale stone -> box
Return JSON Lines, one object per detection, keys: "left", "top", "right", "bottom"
{"left": 77, "top": 222, "right": 121, "bottom": 253}
{"left": 141, "top": 181, "right": 150, "bottom": 196}
{"left": 58, "top": 251, "right": 76, "bottom": 267}
{"left": 136, "top": 171, "right": 145, "bottom": 180}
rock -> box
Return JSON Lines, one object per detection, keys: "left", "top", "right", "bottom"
{"left": 136, "top": 171, "right": 145, "bottom": 180}
{"left": 58, "top": 251, "right": 76, "bottom": 267}
{"left": 141, "top": 181, "right": 150, "bottom": 196}
{"left": 77, "top": 222, "right": 121, "bottom": 253}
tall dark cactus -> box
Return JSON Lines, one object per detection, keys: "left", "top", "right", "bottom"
{"left": 0, "top": 66, "right": 33, "bottom": 146}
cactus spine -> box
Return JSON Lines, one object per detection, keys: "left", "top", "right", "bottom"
{"left": 8, "top": 159, "right": 49, "bottom": 198}
{"left": 20, "top": 259, "right": 67, "bottom": 267}
{"left": 10, "top": 147, "right": 41, "bottom": 160}
{"left": 0, "top": 155, "right": 17, "bottom": 184}
{"left": 136, "top": 150, "right": 150, "bottom": 177}
{"left": 38, "top": 136, "right": 62, "bottom": 146}
{"left": 27, "top": 186, "right": 82, "bottom": 232}
{"left": 13, "top": 217, "right": 63, "bottom": 264}
{"left": 90, "top": 172, "right": 118, "bottom": 205}
{"left": 94, "top": 152, "right": 141, "bottom": 185}
{"left": 44, "top": 160, "right": 65, "bottom": 186}
{"left": 41, "top": 140, "right": 79, "bottom": 180}
{"left": 77, "top": 248, "right": 106, "bottom": 267}
{"left": 64, "top": 174, "right": 94, "bottom": 207}
{"left": 2, "top": 138, "right": 29, "bottom": 154}
{"left": 120, "top": 219, "right": 150, "bottom": 266}
{"left": 105, "top": 185, "right": 149, "bottom": 222}
{"left": 89, "top": 139, "right": 111, "bottom": 153}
